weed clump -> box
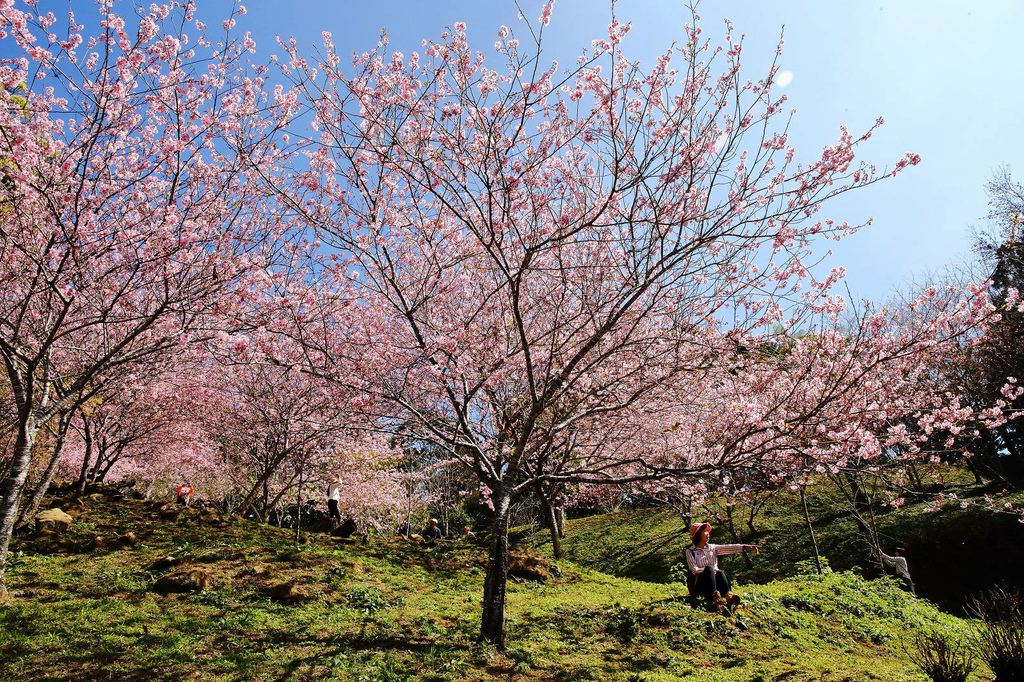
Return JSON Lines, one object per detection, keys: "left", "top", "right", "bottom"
{"left": 971, "top": 585, "right": 1024, "bottom": 682}
{"left": 903, "top": 630, "right": 976, "bottom": 682}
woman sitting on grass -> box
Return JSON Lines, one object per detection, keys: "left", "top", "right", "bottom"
{"left": 685, "top": 522, "right": 761, "bottom": 613}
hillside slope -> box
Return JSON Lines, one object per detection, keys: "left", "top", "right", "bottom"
{"left": 525, "top": 476, "right": 1024, "bottom": 615}
{"left": 0, "top": 487, "right": 997, "bottom": 681}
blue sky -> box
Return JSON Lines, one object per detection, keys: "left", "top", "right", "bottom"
{"left": 15, "top": 1, "right": 1024, "bottom": 303}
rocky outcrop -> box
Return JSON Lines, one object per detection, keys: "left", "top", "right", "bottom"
{"left": 90, "top": 536, "right": 127, "bottom": 552}
{"left": 153, "top": 567, "right": 211, "bottom": 593}
{"left": 509, "top": 550, "right": 552, "bottom": 582}
{"left": 263, "top": 580, "right": 311, "bottom": 603}
{"left": 149, "top": 556, "right": 180, "bottom": 572}
{"left": 35, "top": 508, "right": 73, "bottom": 534}
{"left": 158, "top": 504, "right": 181, "bottom": 521}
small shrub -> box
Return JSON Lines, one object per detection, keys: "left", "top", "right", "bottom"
{"left": 5, "top": 551, "right": 26, "bottom": 570}
{"left": 902, "top": 630, "right": 976, "bottom": 682}
{"left": 780, "top": 590, "right": 820, "bottom": 613}
{"left": 324, "top": 565, "right": 349, "bottom": 583}
{"left": 793, "top": 556, "right": 831, "bottom": 575}
{"left": 347, "top": 586, "right": 402, "bottom": 615}
{"left": 605, "top": 602, "right": 646, "bottom": 642}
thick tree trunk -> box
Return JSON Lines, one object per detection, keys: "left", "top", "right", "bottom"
{"left": 479, "top": 490, "right": 512, "bottom": 650}
{"left": 0, "top": 423, "right": 39, "bottom": 601}
{"left": 96, "top": 455, "right": 119, "bottom": 483}
{"left": 555, "top": 507, "right": 565, "bottom": 539}
{"left": 234, "top": 465, "right": 284, "bottom": 519}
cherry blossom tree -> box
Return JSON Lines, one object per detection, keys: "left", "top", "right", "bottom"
{"left": 66, "top": 375, "right": 205, "bottom": 493}
{"left": 197, "top": 326, "right": 403, "bottom": 525}
{"left": 0, "top": 0, "right": 292, "bottom": 600}
{"left": 257, "top": 0, "right": 959, "bottom": 646}
{"left": 211, "top": 352, "right": 354, "bottom": 521}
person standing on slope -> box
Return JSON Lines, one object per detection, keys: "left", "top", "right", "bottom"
{"left": 686, "top": 522, "right": 761, "bottom": 613}
{"left": 326, "top": 475, "right": 343, "bottom": 526}
{"left": 879, "top": 547, "right": 916, "bottom": 594}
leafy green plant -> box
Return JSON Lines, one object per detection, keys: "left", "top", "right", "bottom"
{"left": 793, "top": 556, "right": 831, "bottom": 575}
{"left": 5, "top": 551, "right": 27, "bottom": 570}
{"left": 668, "top": 561, "right": 690, "bottom": 585}
{"left": 347, "top": 586, "right": 400, "bottom": 615}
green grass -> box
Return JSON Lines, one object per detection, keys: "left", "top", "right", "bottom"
{"left": 522, "top": 465, "right": 1024, "bottom": 615}
{"left": 0, "top": 483, "right": 1010, "bottom": 680}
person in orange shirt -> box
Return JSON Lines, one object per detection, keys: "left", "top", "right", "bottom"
{"left": 175, "top": 483, "right": 194, "bottom": 506}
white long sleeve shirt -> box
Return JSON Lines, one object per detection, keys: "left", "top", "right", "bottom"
{"left": 880, "top": 552, "right": 911, "bottom": 580}
{"left": 685, "top": 543, "right": 745, "bottom": 576}
{"left": 327, "top": 481, "right": 342, "bottom": 502}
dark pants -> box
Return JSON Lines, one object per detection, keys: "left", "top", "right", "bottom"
{"left": 694, "top": 566, "right": 731, "bottom": 606}
{"left": 176, "top": 495, "right": 189, "bottom": 507}
{"left": 897, "top": 576, "right": 916, "bottom": 595}
{"left": 327, "top": 499, "right": 341, "bottom": 523}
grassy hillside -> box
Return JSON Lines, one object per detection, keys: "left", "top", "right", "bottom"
{"left": 523, "top": 469, "right": 1024, "bottom": 615}
{"left": 0, "top": 487, "right": 1002, "bottom": 681}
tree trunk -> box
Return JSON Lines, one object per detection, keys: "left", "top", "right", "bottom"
{"left": 844, "top": 472, "right": 871, "bottom": 513}
{"left": 830, "top": 473, "right": 873, "bottom": 535}
{"left": 800, "top": 486, "right": 823, "bottom": 575}
{"left": 746, "top": 496, "right": 764, "bottom": 535}
{"left": 479, "top": 489, "right": 512, "bottom": 650}
{"left": 536, "top": 483, "right": 564, "bottom": 559}
{"left": 723, "top": 500, "right": 754, "bottom": 568}
{"left": 964, "top": 454, "right": 984, "bottom": 486}
{"left": 74, "top": 422, "right": 94, "bottom": 498}
{"left": 97, "top": 456, "right": 118, "bottom": 483}
{"left": 16, "top": 410, "right": 74, "bottom": 530}
{"left": 0, "top": 422, "right": 39, "bottom": 601}
{"left": 906, "top": 461, "right": 924, "bottom": 492}
{"left": 555, "top": 507, "right": 565, "bottom": 538}
{"left": 295, "top": 470, "right": 304, "bottom": 544}
{"left": 234, "top": 465, "right": 284, "bottom": 519}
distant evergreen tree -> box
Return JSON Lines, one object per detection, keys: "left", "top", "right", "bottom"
{"left": 970, "top": 168, "right": 1024, "bottom": 477}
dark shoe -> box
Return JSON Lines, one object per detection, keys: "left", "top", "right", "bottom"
{"left": 726, "top": 591, "right": 741, "bottom": 609}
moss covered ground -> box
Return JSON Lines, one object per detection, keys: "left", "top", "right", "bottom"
{"left": 524, "top": 467, "right": 1024, "bottom": 616}
{"left": 0, "top": 481, "right": 1012, "bottom": 681}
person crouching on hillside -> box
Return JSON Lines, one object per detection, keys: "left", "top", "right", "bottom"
{"left": 424, "top": 518, "right": 443, "bottom": 540}
{"left": 175, "top": 483, "right": 193, "bottom": 506}
{"left": 685, "top": 522, "right": 761, "bottom": 613}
